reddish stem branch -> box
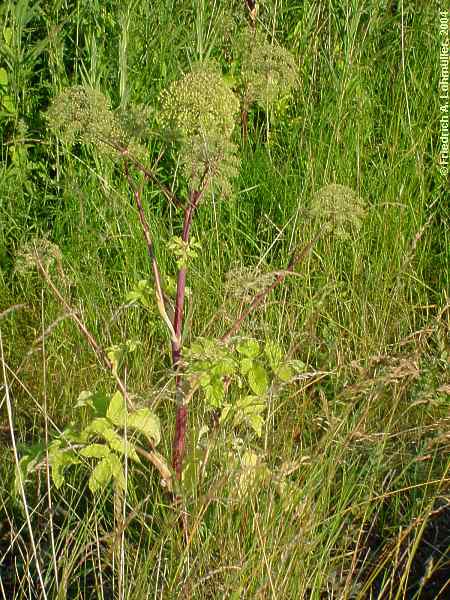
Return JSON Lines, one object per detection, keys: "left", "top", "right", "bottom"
{"left": 171, "top": 188, "right": 203, "bottom": 479}
{"left": 222, "top": 236, "right": 319, "bottom": 342}
{"left": 124, "top": 161, "right": 177, "bottom": 340}
{"left": 105, "top": 141, "right": 182, "bottom": 208}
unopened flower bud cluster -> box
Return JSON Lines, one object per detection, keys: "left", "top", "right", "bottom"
{"left": 159, "top": 65, "right": 239, "bottom": 142}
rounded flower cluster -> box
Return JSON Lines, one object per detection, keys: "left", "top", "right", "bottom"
{"left": 310, "top": 184, "right": 367, "bottom": 239}
{"left": 237, "top": 29, "right": 298, "bottom": 107}
{"left": 47, "top": 86, "right": 127, "bottom": 153}
{"left": 159, "top": 65, "right": 240, "bottom": 196}
{"left": 159, "top": 65, "right": 240, "bottom": 142}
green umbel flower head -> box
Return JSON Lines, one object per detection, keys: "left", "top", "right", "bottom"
{"left": 236, "top": 29, "right": 298, "bottom": 108}
{"left": 47, "top": 86, "right": 125, "bottom": 150}
{"left": 159, "top": 64, "right": 240, "bottom": 196}
{"left": 159, "top": 64, "right": 239, "bottom": 141}
{"left": 310, "top": 184, "right": 367, "bottom": 239}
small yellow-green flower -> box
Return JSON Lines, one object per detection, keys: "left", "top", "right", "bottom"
{"left": 159, "top": 64, "right": 239, "bottom": 141}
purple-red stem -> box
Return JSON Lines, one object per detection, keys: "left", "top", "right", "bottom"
{"left": 171, "top": 189, "right": 202, "bottom": 479}
{"left": 222, "top": 236, "right": 319, "bottom": 342}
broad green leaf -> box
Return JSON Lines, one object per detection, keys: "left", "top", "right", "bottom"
{"left": 275, "top": 363, "right": 293, "bottom": 382}
{"left": 236, "top": 338, "right": 260, "bottom": 358}
{"left": 3, "top": 28, "right": 12, "bottom": 46}
{"left": 219, "top": 403, "right": 232, "bottom": 424}
{"left": 240, "top": 357, "right": 253, "bottom": 375}
{"left": 102, "top": 429, "right": 140, "bottom": 463}
{"left": 61, "top": 424, "right": 90, "bottom": 444}
{"left": 107, "top": 345, "right": 123, "bottom": 377}
{"left": 89, "top": 457, "right": 113, "bottom": 492}
{"left": 107, "top": 453, "right": 125, "bottom": 491}
{"left": 248, "top": 363, "right": 268, "bottom": 396}
{"left": 212, "top": 357, "right": 236, "bottom": 377}
{"left": 107, "top": 391, "right": 127, "bottom": 427}
{"left": 80, "top": 444, "right": 111, "bottom": 459}
{"left": 236, "top": 395, "right": 265, "bottom": 415}
{"left": 85, "top": 417, "right": 113, "bottom": 437}
{"left": 14, "top": 453, "right": 42, "bottom": 499}
{"left": 50, "top": 449, "right": 79, "bottom": 489}
{"left": 76, "top": 391, "right": 109, "bottom": 417}
{"left": 128, "top": 408, "right": 161, "bottom": 446}
{"left": 199, "top": 372, "right": 210, "bottom": 387}
{"left": 126, "top": 279, "right": 152, "bottom": 308}
{"left": 1, "top": 95, "right": 15, "bottom": 114}
{"left": 188, "top": 339, "right": 205, "bottom": 356}
{"left": 205, "top": 380, "right": 225, "bottom": 408}
{"left": 264, "top": 340, "right": 283, "bottom": 371}
{"left": 76, "top": 390, "right": 94, "bottom": 409}
{"left": 289, "top": 360, "right": 306, "bottom": 373}
{"left": 246, "top": 414, "right": 264, "bottom": 437}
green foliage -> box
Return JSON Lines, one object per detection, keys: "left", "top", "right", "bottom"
{"left": 185, "top": 337, "right": 304, "bottom": 437}
{"left": 168, "top": 235, "right": 202, "bottom": 268}
{"left": 106, "top": 339, "right": 141, "bottom": 377}
{"left": 15, "top": 390, "right": 162, "bottom": 498}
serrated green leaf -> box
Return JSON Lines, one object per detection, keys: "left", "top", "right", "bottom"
{"left": 128, "top": 408, "right": 161, "bottom": 446}
{"left": 236, "top": 338, "right": 260, "bottom": 358}
{"left": 240, "top": 357, "right": 253, "bottom": 375}
{"left": 248, "top": 363, "right": 268, "bottom": 396}
{"left": 264, "top": 340, "right": 283, "bottom": 371}
{"left": 205, "top": 380, "right": 225, "bottom": 408}
{"left": 212, "top": 357, "right": 236, "bottom": 377}
{"left": 107, "top": 453, "right": 125, "bottom": 490}
{"left": 246, "top": 414, "right": 264, "bottom": 437}
{"left": 275, "top": 363, "right": 294, "bottom": 382}
{"left": 50, "top": 449, "right": 79, "bottom": 489}
{"left": 107, "top": 391, "right": 127, "bottom": 427}
{"left": 89, "top": 457, "right": 113, "bottom": 492}
{"left": 80, "top": 444, "right": 111, "bottom": 459}
{"left": 102, "top": 429, "right": 140, "bottom": 463}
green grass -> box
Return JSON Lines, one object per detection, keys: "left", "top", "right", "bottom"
{"left": 0, "top": 1, "right": 449, "bottom": 598}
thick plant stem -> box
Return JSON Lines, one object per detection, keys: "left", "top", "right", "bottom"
{"left": 171, "top": 189, "right": 202, "bottom": 479}
{"left": 124, "top": 161, "right": 177, "bottom": 343}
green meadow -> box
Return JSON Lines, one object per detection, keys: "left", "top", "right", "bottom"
{"left": 0, "top": 1, "right": 448, "bottom": 598}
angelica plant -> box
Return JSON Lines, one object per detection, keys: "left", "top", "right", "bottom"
{"left": 46, "top": 63, "right": 241, "bottom": 483}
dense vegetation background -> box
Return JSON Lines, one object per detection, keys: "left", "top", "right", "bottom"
{"left": 0, "top": 0, "right": 448, "bottom": 598}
